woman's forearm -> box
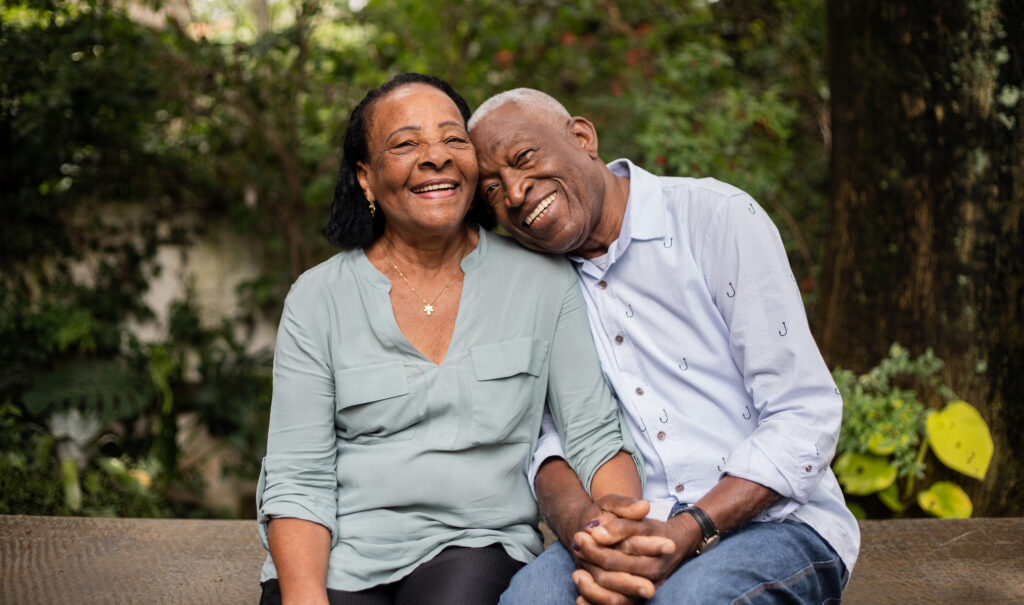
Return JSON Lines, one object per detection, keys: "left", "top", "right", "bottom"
{"left": 589, "top": 450, "right": 643, "bottom": 500}
{"left": 267, "top": 517, "right": 331, "bottom": 605}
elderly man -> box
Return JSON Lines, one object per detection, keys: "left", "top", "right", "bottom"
{"left": 468, "top": 89, "right": 859, "bottom": 604}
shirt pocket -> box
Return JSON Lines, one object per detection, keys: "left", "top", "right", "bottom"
{"left": 334, "top": 361, "right": 417, "bottom": 443}
{"left": 468, "top": 336, "right": 549, "bottom": 445}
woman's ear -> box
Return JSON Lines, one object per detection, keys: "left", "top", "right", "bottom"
{"left": 355, "top": 161, "right": 374, "bottom": 201}
{"left": 569, "top": 117, "right": 600, "bottom": 160}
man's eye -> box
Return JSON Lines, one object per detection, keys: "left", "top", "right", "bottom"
{"left": 515, "top": 149, "right": 534, "bottom": 165}
{"left": 394, "top": 140, "right": 416, "bottom": 148}
{"left": 485, "top": 183, "right": 499, "bottom": 195}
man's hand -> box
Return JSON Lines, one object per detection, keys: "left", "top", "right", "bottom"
{"left": 573, "top": 499, "right": 700, "bottom": 593}
{"left": 569, "top": 496, "right": 696, "bottom": 604}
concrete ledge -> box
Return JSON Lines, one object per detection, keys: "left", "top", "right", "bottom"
{"left": 2, "top": 515, "right": 1022, "bottom": 603}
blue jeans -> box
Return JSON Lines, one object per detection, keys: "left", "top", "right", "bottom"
{"left": 500, "top": 518, "right": 847, "bottom": 604}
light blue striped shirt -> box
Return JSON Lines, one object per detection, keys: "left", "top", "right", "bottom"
{"left": 530, "top": 159, "right": 859, "bottom": 571}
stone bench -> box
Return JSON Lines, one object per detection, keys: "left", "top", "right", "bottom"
{"left": 1, "top": 515, "right": 1022, "bottom": 603}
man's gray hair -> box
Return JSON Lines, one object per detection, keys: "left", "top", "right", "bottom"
{"left": 468, "top": 88, "right": 571, "bottom": 131}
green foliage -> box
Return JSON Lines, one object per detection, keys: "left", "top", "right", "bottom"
{"left": 833, "top": 344, "right": 993, "bottom": 518}
{"left": 2, "top": 0, "right": 832, "bottom": 518}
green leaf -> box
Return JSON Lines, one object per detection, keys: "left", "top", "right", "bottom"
{"left": 917, "top": 481, "right": 972, "bottom": 518}
{"left": 878, "top": 482, "right": 906, "bottom": 512}
{"left": 925, "top": 401, "right": 993, "bottom": 480}
{"left": 867, "top": 431, "right": 897, "bottom": 455}
{"left": 846, "top": 501, "right": 867, "bottom": 520}
{"left": 21, "top": 360, "right": 152, "bottom": 422}
{"left": 833, "top": 451, "right": 898, "bottom": 495}
{"left": 60, "top": 457, "right": 81, "bottom": 512}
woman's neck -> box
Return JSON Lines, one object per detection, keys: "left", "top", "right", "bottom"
{"left": 374, "top": 224, "right": 477, "bottom": 274}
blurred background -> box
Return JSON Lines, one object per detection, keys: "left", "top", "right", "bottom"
{"left": 1, "top": 0, "right": 1021, "bottom": 522}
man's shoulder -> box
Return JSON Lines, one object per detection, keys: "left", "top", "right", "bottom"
{"left": 657, "top": 175, "right": 751, "bottom": 204}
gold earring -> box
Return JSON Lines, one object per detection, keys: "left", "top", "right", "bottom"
{"left": 368, "top": 196, "right": 376, "bottom": 218}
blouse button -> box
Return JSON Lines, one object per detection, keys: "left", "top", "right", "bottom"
{"left": 614, "top": 334, "right": 624, "bottom": 344}
{"left": 657, "top": 431, "right": 666, "bottom": 441}
{"left": 674, "top": 483, "right": 685, "bottom": 494}
{"left": 805, "top": 465, "right": 813, "bottom": 472}
{"left": 635, "top": 387, "right": 644, "bottom": 396}
{"left": 597, "top": 280, "right": 608, "bottom": 289}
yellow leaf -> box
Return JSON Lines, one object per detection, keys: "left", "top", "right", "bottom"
{"left": 834, "top": 452, "right": 897, "bottom": 495}
{"left": 926, "top": 401, "right": 993, "bottom": 480}
{"left": 867, "top": 432, "right": 897, "bottom": 455}
{"left": 917, "top": 481, "right": 972, "bottom": 518}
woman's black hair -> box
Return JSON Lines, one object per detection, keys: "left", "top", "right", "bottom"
{"left": 324, "top": 73, "right": 495, "bottom": 249}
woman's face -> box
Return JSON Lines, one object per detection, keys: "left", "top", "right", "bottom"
{"left": 356, "top": 83, "right": 478, "bottom": 240}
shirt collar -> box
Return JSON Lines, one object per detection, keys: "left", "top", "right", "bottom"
{"left": 570, "top": 159, "right": 668, "bottom": 274}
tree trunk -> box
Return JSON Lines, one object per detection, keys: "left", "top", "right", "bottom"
{"left": 820, "top": 0, "right": 1024, "bottom": 515}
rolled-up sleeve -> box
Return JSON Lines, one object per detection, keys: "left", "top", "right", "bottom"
{"left": 544, "top": 271, "right": 643, "bottom": 496}
{"left": 257, "top": 287, "right": 339, "bottom": 549}
{"left": 706, "top": 195, "right": 842, "bottom": 504}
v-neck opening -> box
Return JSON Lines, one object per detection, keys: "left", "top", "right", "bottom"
{"left": 356, "top": 227, "right": 486, "bottom": 368}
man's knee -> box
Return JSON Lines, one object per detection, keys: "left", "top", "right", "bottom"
{"left": 499, "top": 543, "right": 578, "bottom": 605}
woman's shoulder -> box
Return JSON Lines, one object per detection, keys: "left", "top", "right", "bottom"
{"left": 284, "top": 249, "right": 362, "bottom": 308}
{"left": 482, "top": 230, "right": 575, "bottom": 283}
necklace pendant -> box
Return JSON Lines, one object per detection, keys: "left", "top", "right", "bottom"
{"left": 423, "top": 304, "right": 434, "bottom": 316}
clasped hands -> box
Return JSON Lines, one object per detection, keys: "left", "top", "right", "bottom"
{"left": 569, "top": 495, "right": 702, "bottom": 605}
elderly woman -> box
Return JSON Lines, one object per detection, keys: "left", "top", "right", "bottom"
{"left": 256, "top": 73, "right": 642, "bottom": 605}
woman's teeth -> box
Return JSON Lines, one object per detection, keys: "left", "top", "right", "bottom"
{"left": 412, "top": 183, "right": 457, "bottom": 193}
{"left": 526, "top": 193, "right": 555, "bottom": 226}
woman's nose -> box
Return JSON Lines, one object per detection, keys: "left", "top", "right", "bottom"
{"left": 419, "top": 141, "right": 452, "bottom": 169}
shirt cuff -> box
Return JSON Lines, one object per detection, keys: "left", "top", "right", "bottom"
{"left": 527, "top": 415, "right": 567, "bottom": 499}
{"left": 722, "top": 424, "right": 829, "bottom": 504}
{"left": 256, "top": 458, "right": 339, "bottom": 549}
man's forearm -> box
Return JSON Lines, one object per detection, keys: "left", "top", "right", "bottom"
{"left": 672, "top": 474, "right": 780, "bottom": 542}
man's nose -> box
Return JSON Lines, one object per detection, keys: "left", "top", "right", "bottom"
{"left": 419, "top": 141, "right": 452, "bottom": 169}
{"left": 505, "top": 174, "right": 531, "bottom": 209}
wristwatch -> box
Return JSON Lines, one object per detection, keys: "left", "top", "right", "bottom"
{"left": 674, "top": 505, "right": 720, "bottom": 555}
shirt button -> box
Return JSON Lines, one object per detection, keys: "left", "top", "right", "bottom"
{"left": 805, "top": 465, "right": 813, "bottom": 472}
{"left": 657, "top": 431, "right": 666, "bottom": 441}
{"left": 635, "top": 387, "right": 644, "bottom": 395}
{"left": 674, "top": 483, "right": 685, "bottom": 494}
{"left": 614, "top": 334, "right": 624, "bottom": 344}
{"left": 597, "top": 280, "right": 608, "bottom": 289}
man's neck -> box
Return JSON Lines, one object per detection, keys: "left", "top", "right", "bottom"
{"left": 574, "top": 170, "right": 631, "bottom": 259}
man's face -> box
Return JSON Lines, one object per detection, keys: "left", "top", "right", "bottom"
{"left": 471, "top": 103, "right": 604, "bottom": 255}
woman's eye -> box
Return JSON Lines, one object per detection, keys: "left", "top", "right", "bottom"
{"left": 394, "top": 140, "right": 416, "bottom": 148}
{"left": 446, "top": 136, "right": 468, "bottom": 144}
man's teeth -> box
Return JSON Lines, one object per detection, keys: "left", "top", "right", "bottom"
{"left": 525, "top": 193, "right": 555, "bottom": 226}
{"left": 412, "top": 183, "right": 457, "bottom": 193}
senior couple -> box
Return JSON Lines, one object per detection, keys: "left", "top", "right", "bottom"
{"left": 256, "top": 73, "right": 859, "bottom": 605}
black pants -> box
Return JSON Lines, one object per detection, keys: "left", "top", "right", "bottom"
{"left": 259, "top": 544, "right": 524, "bottom": 605}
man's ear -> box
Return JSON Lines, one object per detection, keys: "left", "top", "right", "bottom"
{"left": 355, "top": 160, "right": 373, "bottom": 200}
{"left": 568, "top": 116, "right": 600, "bottom": 159}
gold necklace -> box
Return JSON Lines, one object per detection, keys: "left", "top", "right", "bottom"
{"left": 382, "top": 241, "right": 465, "bottom": 316}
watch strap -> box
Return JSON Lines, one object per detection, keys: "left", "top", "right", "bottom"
{"left": 676, "top": 505, "right": 720, "bottom": 554}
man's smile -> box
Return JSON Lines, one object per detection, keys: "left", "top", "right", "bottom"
{"left": 525, "top": 192, "right": 557, "bottom": 226}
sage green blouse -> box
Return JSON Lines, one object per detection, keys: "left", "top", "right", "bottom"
{"left": 257, "top": 228, "right": 639, "bottom": 591}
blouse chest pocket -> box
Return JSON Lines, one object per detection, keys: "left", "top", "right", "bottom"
{"left": 468, "top": 337, "right": 549, "bottom": 445}
{"left": 334, "top": 361, "right": 417, "bottom": 443}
